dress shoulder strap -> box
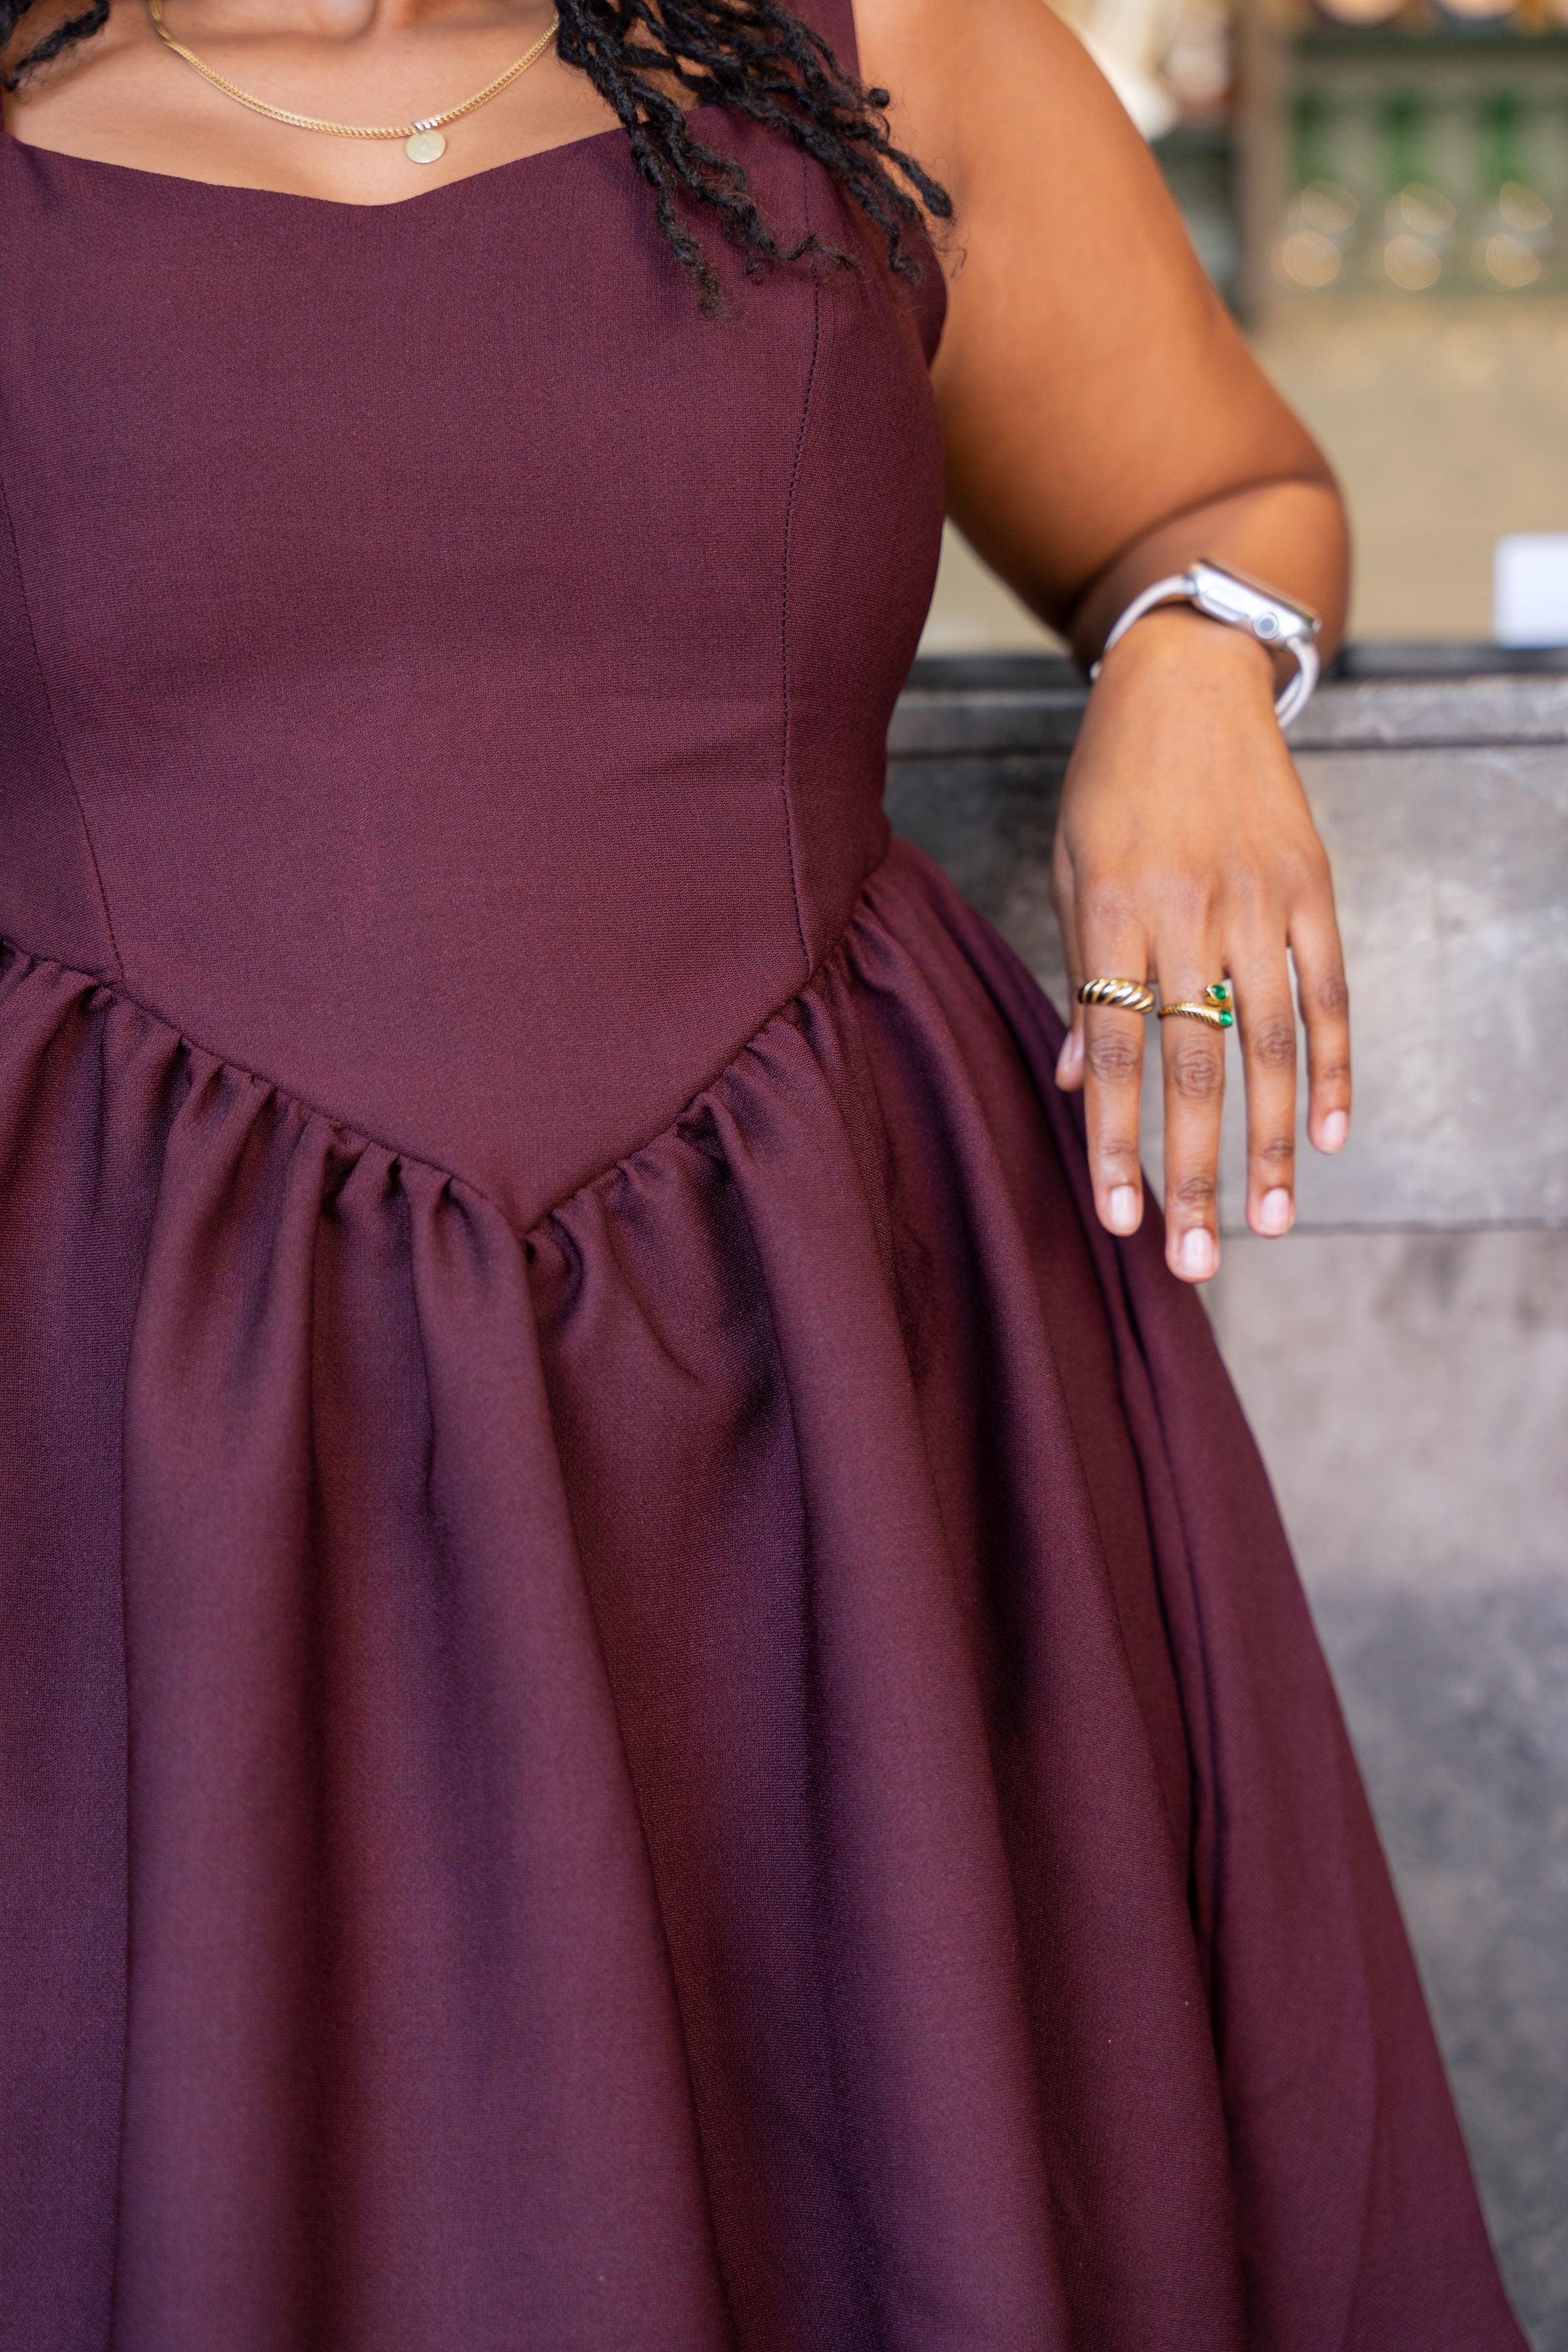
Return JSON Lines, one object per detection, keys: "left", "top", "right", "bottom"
{"left": 793, "top": 0, "right": 860, "bottom": 78}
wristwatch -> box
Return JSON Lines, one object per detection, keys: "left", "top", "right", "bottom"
{"left": 1089, "top": 559, "right": 1323, "bottom": 727}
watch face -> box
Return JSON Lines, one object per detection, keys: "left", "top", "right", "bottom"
{"left": 1192, "top": 559, "right": 1321, "bottom": 634}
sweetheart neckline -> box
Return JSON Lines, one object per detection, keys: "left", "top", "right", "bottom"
{"left": 0, "top": 110, "right": 666, "bottom": 212}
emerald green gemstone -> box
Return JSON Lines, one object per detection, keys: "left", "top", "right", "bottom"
{"left": 1218, "top": 1009, "right": 1235, "bottom": 1028}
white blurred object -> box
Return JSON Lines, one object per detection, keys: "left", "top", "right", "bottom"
{"left": 1494, "top": 534, "right": 1568, "bottom": 647}
{"left": 1052, "top": 0, "right": 1181, "bottom": 139}
{"left": 1161, "top": 0, "right": 1232, "bottom": 116}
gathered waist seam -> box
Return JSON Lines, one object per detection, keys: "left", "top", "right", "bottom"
{"left": 0, "top": 860, "right": 896, "bottom": 1240}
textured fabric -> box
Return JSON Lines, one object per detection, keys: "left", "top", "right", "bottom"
{"left": 0, "top": 27, "right": 1522, "bottom": 2347}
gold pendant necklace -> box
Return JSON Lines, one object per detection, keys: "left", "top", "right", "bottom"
{"left": 145, "top": 0, "right": 559, "bottom": 165}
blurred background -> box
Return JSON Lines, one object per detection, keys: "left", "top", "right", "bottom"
{"left": 927, "top": 0, "right": 1568, "bottom": 653}
{"left": 895, "top": 0, "right": 1568, "bottom": 2334}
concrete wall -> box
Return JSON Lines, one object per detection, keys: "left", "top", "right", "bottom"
{"left": 888, "top": 657, "right": 1568, "bottom": 2349}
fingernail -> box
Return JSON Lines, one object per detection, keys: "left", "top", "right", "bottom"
{"left": 1321, "top": 1109, "right": 1348, "bottom": 1153}
{"left": 1107, "top": 1184, "right": 1140, "bottom": 1234}
{"left": 1177, "top": 1228, "right": 1217, "bottom": 1280}
{"left": 1258, "top": 1187, "right": 1294, "bottom": 1236}
{"left": 1057, "top": 1031, "right": 1083, "bottom": 1083}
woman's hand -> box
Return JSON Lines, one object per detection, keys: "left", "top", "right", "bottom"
{"left": 1049, "top": 608, "right": 1352, "bottom": 1283}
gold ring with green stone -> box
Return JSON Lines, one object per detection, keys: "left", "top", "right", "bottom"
{"left": 1157, "top": 983, "right": 1235, "bottom": 1031}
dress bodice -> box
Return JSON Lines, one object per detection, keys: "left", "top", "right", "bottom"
{"left": 0, "top": 104, "right": 944, "bottom": 1221}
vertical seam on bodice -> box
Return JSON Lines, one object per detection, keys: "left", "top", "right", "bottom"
{"left": 0, "top": 466, "right": 125, "bottom": 983}
{"left": 776, "top": 153, "right": 822, "bottom": 983}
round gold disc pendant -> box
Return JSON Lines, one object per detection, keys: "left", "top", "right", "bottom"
{"left": 404, "top": 128, "right": 447, "bottom": 164}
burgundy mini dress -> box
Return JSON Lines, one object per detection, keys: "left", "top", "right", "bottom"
{"left": 0, "top": 9, "right": 1524, "bottom": 2344}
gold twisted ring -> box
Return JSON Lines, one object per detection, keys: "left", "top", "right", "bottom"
{"left": 1157, "top": 983, "right": 1236, "bottom": 1031}
{"left": 1077, "top": 977, "right": 1156, "bottom": 1015}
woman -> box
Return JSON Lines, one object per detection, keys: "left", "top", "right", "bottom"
{"left": 0, "top": 0, "right": 1522, "bottom": 2337}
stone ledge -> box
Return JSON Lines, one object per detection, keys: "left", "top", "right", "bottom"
{"left": 890, "top": 650, "right": 1568, "bottom": 759}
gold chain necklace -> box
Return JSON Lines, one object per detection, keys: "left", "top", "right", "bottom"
{"left": 145, "top": 0, "right": 559, "bottom": 165}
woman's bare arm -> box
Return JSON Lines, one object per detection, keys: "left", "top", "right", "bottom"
{"left": 857, "top": 0, "right": 1352, "bottom": 1282}
{"left": 857, "top": 0, "right": 1348, "bottom": 653}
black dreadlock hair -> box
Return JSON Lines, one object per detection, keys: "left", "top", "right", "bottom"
{"left": 1, "top": 0, "right": 952, "bottom": 314}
